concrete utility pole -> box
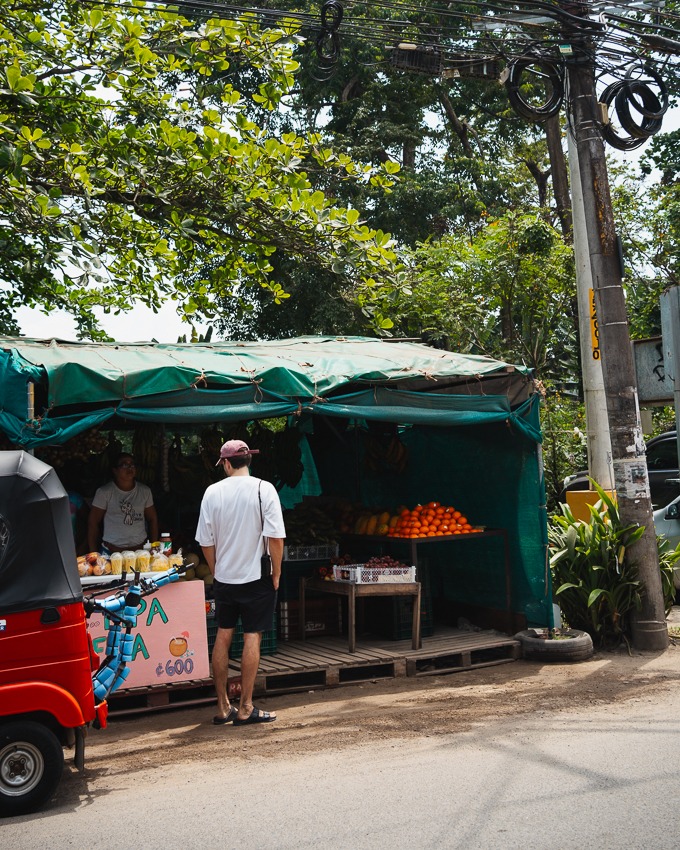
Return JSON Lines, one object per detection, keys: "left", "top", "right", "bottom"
{"left": 567, "top": 134, "right": 613, "bottom": 492}
{"left": 564, "top": 6, "right": 667, "bottom": 650}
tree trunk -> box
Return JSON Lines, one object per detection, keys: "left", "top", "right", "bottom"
{"left": 437, "top": 86, "right": 476, "bottom": 158}
{"left": 523, "top": 159, "right": 549, "bottom": 210}
{"left": 545, "top": 114, "right": 573, "bottom": 242}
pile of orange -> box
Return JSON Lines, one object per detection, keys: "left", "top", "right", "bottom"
{"left": 386, "top": 502, "right": 481, "bottom": 538}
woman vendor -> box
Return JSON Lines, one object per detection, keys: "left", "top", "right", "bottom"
{"left": 87, "top": 452, "right": 159, "bottom": 554}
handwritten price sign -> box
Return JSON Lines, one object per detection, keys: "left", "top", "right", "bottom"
{"left": 87, "top": 580, "right": 210, "bottom": 688}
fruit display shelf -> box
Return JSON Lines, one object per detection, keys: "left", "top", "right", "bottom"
{"left": 339, "top": 529, "right": 513, "bottom": 635}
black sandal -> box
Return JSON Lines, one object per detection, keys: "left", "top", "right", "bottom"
{"left": 233, "top": 707, "right": 276, "bottom": 726}
{"left": 213, "top": 706, "right": 238, "bottom": 725}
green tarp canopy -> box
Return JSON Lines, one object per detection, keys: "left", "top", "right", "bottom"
{"left": 0, "top": 335, "right": 550, "bottom": 628}
{"left": 0, "top": 336, "right": 536, "bottom": 447}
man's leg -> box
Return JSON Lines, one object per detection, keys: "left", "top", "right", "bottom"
{"left": 237, "top": 631, "right": 276, "bottom": 721}
{"left": 212, "top": 627, "right": 234, "bottom": 719}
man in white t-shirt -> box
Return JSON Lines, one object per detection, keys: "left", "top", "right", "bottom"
{"left": 196, "top": 439, "right": 285, "bottom": 727}
{"left": 87, "top": 453, "right": 159, "bottom": 553}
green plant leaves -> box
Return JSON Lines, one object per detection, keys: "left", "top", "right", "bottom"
{"left": 548, "top": 481, "right": 656, "bottom": 645}
{"left": 0, "top": 2, "right": 405, "bottom": 337}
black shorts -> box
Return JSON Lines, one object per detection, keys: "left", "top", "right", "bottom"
{"left": 213, "top": 577, "right": 277, "bottom": 633}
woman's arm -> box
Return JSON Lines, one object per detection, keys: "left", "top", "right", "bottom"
{"left": 144, "top": 504, "right": 159, "bottom": 543}
{"left": 87, "top": 505, "right": 106, "bottom": 552}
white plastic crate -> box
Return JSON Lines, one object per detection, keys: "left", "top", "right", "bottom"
{"left": 283, "top": 543, "right": 339, "bottom": 562}
{"left": 332, "top": 564, "right": 416, "bottom": 584}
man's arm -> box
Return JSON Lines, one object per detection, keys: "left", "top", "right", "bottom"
{"left": 87, "top": 505, "right": 106, "bottom": 553}
{"left": 201, "top": 545, "right": 217, "bottom": 576}
{"left": 268, "top": 537, "right": 284, "bottom": 591}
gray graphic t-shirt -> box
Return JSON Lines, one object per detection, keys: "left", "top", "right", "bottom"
{"left": 92, "top": 481, "right": 154, "bottom": 548}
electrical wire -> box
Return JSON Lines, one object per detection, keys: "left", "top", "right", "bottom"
{"left": 43, "top": 0, "right": 680, "bottom": 91}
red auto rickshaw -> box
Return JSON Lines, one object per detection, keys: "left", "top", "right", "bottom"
{"left": 0, "top": 450, "right": 104, "bottom": 816}
{"left": 0, "top": 450, "right": 187, "bottom": 816}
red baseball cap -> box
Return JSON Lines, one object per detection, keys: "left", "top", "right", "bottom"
{"left": 215, "top": 439, "right": 260, "bottom": 466}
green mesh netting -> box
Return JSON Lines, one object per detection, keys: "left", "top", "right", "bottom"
{"left": 307, "top": 414, "right": 551, "bottom": 628}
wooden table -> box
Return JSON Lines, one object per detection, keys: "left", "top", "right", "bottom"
{"left": 340, "top": 530, "right": 514, "bottom": 633}
{"left": 299, "top": 576, "right": 422, "bottom": 653}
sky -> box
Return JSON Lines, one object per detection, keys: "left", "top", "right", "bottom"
{"left": 15, "top": 300, "right": 207, "bottom": 345}
{"left": 15, "top": 104, "right": 679, "bottom": 345}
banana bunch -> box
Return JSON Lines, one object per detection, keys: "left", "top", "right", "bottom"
{"left": 248, "top": 422, "right": 277, "bottom": 483}
{"left": 132, "top": 423, "right": 164, "bottom": 486}
{"left": 364, "top": 434, "right": 408, "bottom": 475}
{"left": 386, "top": 435, "right": 408, "bottom": 473}
{"left": 37, "top": 427, "right": 110, "bottom": 468}
{"left": 169, "top": 452, "right": 214, "bottom": 492}
{"left": 224, "top": 422, "right": 250, "bottom": 443}
{"left": 273, "top": 427, "right": 304, "bottom": 489}
{"left": 106, "top": 430, "right": 123, "bottom": 464}
{"left": 282, "top": 501, "right": 337, "bottom": 545}
{"left": 199, "top": 426, "right": 224, "bottom": 472}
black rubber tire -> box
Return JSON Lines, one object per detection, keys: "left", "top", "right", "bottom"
{"left": 515, "top": 629, "right": 594, "bottom": 662}
{"left": 0, "top": 722, "right": 64, "bottom": 817}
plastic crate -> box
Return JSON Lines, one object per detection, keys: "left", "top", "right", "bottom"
{"left": 283, "top": 543, "right": 339, "bottom": 561}
{"left": 392, "top": 594, "right": 434, "bottom": 640}
{"left": 367, "top": 587, "right": 434, "bottom": 641}
{"left": 278, "top": 561, "right": 318, "bottom": 602}
{"left": 332, "top": 564, "right": 416, "bottom": 584}
{"left": 278, "top": 598, "right": 343, "bottom": 640}
{"left": 206, "top": 614, "right": 277, "bottom": 661}
{"left": 369, "top": 564, "right": 434, "bottom": 640}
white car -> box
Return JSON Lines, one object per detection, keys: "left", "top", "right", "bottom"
{"left": 653, "top": 491, "right": 680, "bottom": 589}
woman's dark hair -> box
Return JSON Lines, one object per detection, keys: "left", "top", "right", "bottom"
{"left": 113, "top": 452, "right": 135, "bottom": 469}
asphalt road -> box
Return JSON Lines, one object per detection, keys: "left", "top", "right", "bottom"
{"left": 4, "top": 677, "right": 680, "bottom": 850}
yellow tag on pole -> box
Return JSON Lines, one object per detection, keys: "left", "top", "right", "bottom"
{"left": 590, "top": 288, "right": 600, "bottom": 361}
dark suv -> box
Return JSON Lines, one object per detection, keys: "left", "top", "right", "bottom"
{"left": 561, "top": 431, "right": 680, "bottom": 509}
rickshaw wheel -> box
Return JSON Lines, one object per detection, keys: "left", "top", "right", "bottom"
{"left": 0, "top": 721, "right": 64, "bottom": 817}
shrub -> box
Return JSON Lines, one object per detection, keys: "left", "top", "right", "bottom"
{"left": 549, "top": 481, "right": 676, "bottom": 646}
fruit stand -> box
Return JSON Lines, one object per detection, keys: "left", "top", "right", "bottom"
{"left": 0, "top": 335, "right": 552, "bottom": 697}
{"left": 339, "top": 529, "right": 513, "bottom": 632}
{"left": 300, "top": 572, "right": 422, "bottom": 652}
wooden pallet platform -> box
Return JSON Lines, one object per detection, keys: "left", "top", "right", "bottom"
{"left": 107, "top": 627, "right": 519, "bottom": 714}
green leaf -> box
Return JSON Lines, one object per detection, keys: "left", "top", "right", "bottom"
{"left": 587, "top": 588, "right": 607, "bottom": 608}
